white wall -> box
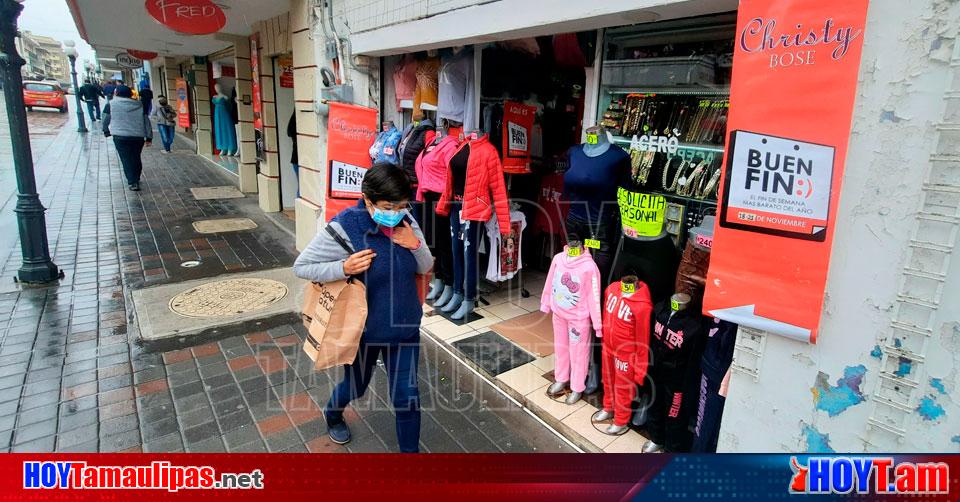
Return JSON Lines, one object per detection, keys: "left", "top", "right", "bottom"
{"left": 273, "top": 56, "right": 298, "bottom": 209}
{"left": 718, "top": 0, "right": 960, "bottom": 453}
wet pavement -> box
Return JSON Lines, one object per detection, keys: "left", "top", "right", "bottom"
{"left": 0, "top": 99, "right": 574, "bottom": 453}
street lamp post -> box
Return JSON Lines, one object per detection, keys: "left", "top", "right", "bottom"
{"left": 63, "top": 40, "right": 86, "bottom": 133}
{"left": 0, "top": 0, "right": 60, "bottom": 284}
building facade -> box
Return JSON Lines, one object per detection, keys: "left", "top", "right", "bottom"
{"left": 16, "top": 31, "right": 69, "bottom": 84}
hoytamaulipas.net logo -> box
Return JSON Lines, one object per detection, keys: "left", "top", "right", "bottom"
{"left": 23, "top": 461, "right": 264, "bottom": 492}
{"left": 790, "top": 456, "right": 949, "bottom": 495}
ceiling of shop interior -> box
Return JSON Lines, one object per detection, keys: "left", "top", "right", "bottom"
{"left": 69, "top": 0, "right": 290, "bottom": 67}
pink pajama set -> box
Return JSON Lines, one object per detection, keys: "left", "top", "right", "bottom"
{"left": 540, "top": 247, "right": 602, "bottom": 393}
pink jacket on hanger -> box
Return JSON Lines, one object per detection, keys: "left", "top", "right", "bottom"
{"left": 541, "top": 247, "right": 603, "bottom": 332}
{"left": 415, "top": 134, "right": 460, "bottom": 201}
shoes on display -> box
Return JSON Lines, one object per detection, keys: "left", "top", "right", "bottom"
{"left": 326, "top": 421, "right": 351, "bottom": 445}
{"left": 426, "top": 279, "right": 443, "bottom": 301}
{"left": 450, "top": 298, "right": 475, "bottom": 320}
{"left": 441, "top": 293, "right": 463, "bottom": 313}
{"left": 547, "top": 381, "right": 567, "bottom": 397}
{"left": 591, "top": 409, "right": 614, "bottom": 422}
{"left": 642, "top": 440, "right": 663, "bottom": 453}
{"left": 564, "top": 391, "right": 582, "bottom": 405}
{"left": 604, "top": 424, "right": 629, "bottom": 436}
{"left": 433, "top": 285, "right": 454, "bottom": 308}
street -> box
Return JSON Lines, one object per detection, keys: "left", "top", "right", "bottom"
{"left": 0, "top": 98, "right": 573, "bottom": 453}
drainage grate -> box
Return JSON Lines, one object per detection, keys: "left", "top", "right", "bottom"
{"left": 190, "top": 186, "right": 244, "bottom": 200}
{"left": 169, "top": 278, "right": 289, "bottom": 318}
{"left": 192, "top": 218, "right": 258, "bottom": 234}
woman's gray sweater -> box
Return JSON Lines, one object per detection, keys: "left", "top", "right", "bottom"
{"left": 102, "top": 97, "right": 153, "bottom": 140}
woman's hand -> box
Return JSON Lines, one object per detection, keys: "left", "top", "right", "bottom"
{"left": 391, "top": 221, "right": 421, "bottom": 250}
{"left": 343, "top": 249, "right": 376, "bottom": 275}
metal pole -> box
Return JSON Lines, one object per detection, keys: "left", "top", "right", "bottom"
{"left": 68, "top": 54, "right": 87, "bottom": 132}
{"left": 0, "top": 0, "right": 60, "bottom": 284}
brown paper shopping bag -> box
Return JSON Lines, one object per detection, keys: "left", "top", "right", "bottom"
{"left": 301, "top": 278, "right": 367, "bottom": 371}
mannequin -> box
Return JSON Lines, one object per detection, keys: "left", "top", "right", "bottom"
{"left": 436, "top": 130, "right": 510, "bottom": 321}
{"left": 541, "top": 239, "right": 602, "bottom": 405}
{"left": 563, "top": 124, "right": 630, "bottom": 395}
{"left": 212, "top": 83, "right": 238, "bottom": 156}
{"left": 419, "top": 123, "right": 460, "bottom": 303}
{"left": 593, "top": 275, "right": 653, "bottom": 436}
{"left": 643, "top": 292, "right": 708, "bottom": 453}
{"left": 370, "top": 121, "right": 402, "bottom": 165}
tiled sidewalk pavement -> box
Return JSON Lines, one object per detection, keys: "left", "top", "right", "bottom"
{"left": 0, "top": 110, "right": 574, "bottom": 453}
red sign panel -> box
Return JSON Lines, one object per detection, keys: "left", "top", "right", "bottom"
{"left": 250, "top": 34, "right": 264, "bottom": 161}
{"left": 501, "top": 101, "right": 537, "bottom": 174}
{"left": 145, "top": 0, "right": 226, "bottom": 35}
{"left": 278, "top": 55, "right": 294, "bottom": 88}
{"left": 175, "top": 77, "right": 190, "bottom": 128}
{"left": 127, "top": 49, "right": 158, "bottom": 60}
{"left": 703, "top": 0, "right": 870, "bottom": 343}
{"left": 325, "top": 102, "right": 378, "bottom": 220}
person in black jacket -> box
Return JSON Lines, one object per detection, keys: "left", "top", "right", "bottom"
{"left": 287, "top": 113, "right": 299, "bottom": 197}
{"left": 78, "top": 79, "right": 104, "bottom": 122}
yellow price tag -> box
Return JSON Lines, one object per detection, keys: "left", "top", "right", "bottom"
{"left": 584, "top": 239, "right": 600, "bottom": 249}
{"left": 671, "top": 299, "right": 680, "bottom": 311}
{"left": 621, "top": 282, "right": 636, "bottom": 294}
{"left": 586, "top": 133, "right": 598, "bottom": 145}
{"left": 567, "top": 247, "right": 582, "bottom": 257}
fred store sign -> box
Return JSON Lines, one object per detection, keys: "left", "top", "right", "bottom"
{"left": 146, "top": 0, "right": 227, "bottom": 35}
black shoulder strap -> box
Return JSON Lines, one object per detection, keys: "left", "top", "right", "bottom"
{"left": 325, "top": 223, "right": 354, "bottom": 254}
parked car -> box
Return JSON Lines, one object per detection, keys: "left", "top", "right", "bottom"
{"left": 22, "top": 80, "right": 67, "bottom": 113}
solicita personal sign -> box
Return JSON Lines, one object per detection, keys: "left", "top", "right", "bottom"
{"left": 720, "top": 131, "right": 835, "bottom": 241}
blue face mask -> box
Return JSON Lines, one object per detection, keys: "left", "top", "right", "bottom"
{"left": 371, "top": 207, "right": 405, "bottom": 227}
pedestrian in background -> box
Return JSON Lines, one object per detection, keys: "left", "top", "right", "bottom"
{"left": 78, "top": 79, "right": 104, "bottom": 122}
{"left": 153, "top": 95, "right": 177, "bottom": 153}
{"left": 139, "top": 83, "right": 154, "bottom": 116}
{"left": 102, "top": 85, "right": 152, "bottom": 191}
{"left": 102, "top": 80, "right": 116, "bottom": 102}
{"left": 293, "top": 163, "right": 433, "bottom": 453}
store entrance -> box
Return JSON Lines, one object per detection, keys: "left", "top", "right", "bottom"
{"left": 207, "top": 55, "right": 240, "bottom": 174}
{"left": 271, "top": 53, "right": 297, "bottom": 219}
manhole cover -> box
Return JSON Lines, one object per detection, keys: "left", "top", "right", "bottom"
{"left": 190, "top": 186, "right": 244, "bottom": 200}
{"left": 169, "top": 278, "right": 288, "bottom": 318}
{"left": 192, "top": 218, "right": 258, "bottom": 234}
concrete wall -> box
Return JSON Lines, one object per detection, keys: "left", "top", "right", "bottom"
{"left": 718, "top": 0, "right": 960, "bottom": 453}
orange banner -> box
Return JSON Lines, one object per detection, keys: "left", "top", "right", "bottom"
{"left": 325, "top": 102, "right": 378, "bottom": 220}
{"left": 703, "top": 0, "right": 869, "bottom": 343}
{"left": 175, "top": 78, "right": 190, "bottom": 129}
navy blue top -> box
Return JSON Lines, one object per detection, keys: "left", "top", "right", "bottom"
{"left": 332, "top": 200, "right": 422, "bottom": 343}
{"left": 563, "top": 144, "right": 630, "bottom": 223}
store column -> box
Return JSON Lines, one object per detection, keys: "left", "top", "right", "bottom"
{"left": 192, "top": 59, "right": 214, "bottom": 156}
{"left": 162, "top": 56, "right": 179, "bottom": 118}
{"left": 291, "top": 0, "right": 321, "bottom": 250}
{"left": 256, "top": 33, "right": 281, "bottom": 213}
{"left": 232, "top": 37, "right": 258, "bottom": 193}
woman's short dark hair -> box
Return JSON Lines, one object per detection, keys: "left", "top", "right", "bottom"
{"left": 361, "top": 163, "right": 411, "bottom": 203}
{"left": 115, "top": 85, "right": 133, "bottom": 98}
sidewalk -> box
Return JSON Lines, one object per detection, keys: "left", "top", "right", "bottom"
{"left": 0, "top": 107, "right": 574, "bottom": 453}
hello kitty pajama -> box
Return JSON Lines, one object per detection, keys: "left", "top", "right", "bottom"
{"left": 540, "top": 248, "right": 602, "bottom": 393}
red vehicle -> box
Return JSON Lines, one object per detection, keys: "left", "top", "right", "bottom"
{"left": 22, "top": 81, "right": 67, "bottom": 113}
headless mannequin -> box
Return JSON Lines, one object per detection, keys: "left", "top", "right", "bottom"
{"left": 213, "top": 83, "right": 238, "bottom": 156}
{"left": 547, "top": 239, "right": 588, "bottom": 405}
{"left": 641, "top": 292, "right": 691, "bottom": 452}
{"left": 441, "top": 130, "right": 483, "bottom": 320}
{"left": 594, "top": 275, "right": 643, "bottom": 436}
{"left": 427, "top": 121, "right": 456, "bottom": 302}
{"left": 583, "top": 125, "right": 612, "bottom": 158}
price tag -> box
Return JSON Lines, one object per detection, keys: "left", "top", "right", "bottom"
{"left": 584, "top": 239, "right": 601, "bottom": 249}
{"left": 567, "top": 247, "right": 582, "bottom": 257}
{"left": 695, "top": 233, "right": 713, "bottom": 249}
{"left": 671, "top": 298, "right": 681, "bottom": 311}
{"left": 621, "top": 282, "right": 636, "bottom": 294}
{"left": 585, "top": 133, "right": 598, "bottom": 145}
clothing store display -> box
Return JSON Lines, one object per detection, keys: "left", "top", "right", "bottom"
{"left": 450, "top": 143, "right": 470, "bottom": 198}
{"left": 485, "top": 210, "right": 526, "bottom": 282}
{"left": 370, "top": 125, "right": 402, "bottom": 165}
{"left": 564, "top": 144, "right": 630, "bottom": 224}
{"left": 398, "top": 119, "right": 436, "bottom": 191}
{"left": 611, "top": 234, "right": 680, "bottom": 304}
{"left": 542, "top": 247, "right": 603, "bottom": 393}
{"left": 212, "top": 95, "right": 237, "bottom": 154}
{"left": 691, "top": 318, "right": 738, "bottom": 453}
{"left": 646, "top": 301, "right": 709, "bottom": 452}
{"left": 413, "top": 57, "right": 441, "bottom": 121}
{"left": 421, "top": 191, "right": 452, "bottom": 285}
{"left": 438, "top": 48, "right": 476, "bottom": 129}
{"left": 415, "top": 134, "right": 459, "bottom": 200}
{"left": 394, "top": 55, "right": 417, "bottom": 111}
{"left": 601, "top": 280, "right": 653, "bottom": 427}
{"left": 565, "top": 215, "right": 618, "bottom": 286}
{"left": 675, "top": 238, "right": 711, "bottom": 300}
{"left": 534, "top": 172, "right": 567, "bottom": 236}
{"left": 437, "top": 134, "right": 512, "bottom": 235}
{"left": 449, "top": 203, "right": 483, "bottom": 302}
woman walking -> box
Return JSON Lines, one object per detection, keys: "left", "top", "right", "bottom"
{"left": 293, "top": 163, "right": 433, "bottom": 453}
{"left": 153, "top": 95, "right": 177, "bottom": 153}
{"left": 102, "top": 85, "right": 152, "bottom": 191}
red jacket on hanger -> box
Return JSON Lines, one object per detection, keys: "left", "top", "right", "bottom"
{"left": 437, "top": 134, "right": 511, "bottom": 235}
